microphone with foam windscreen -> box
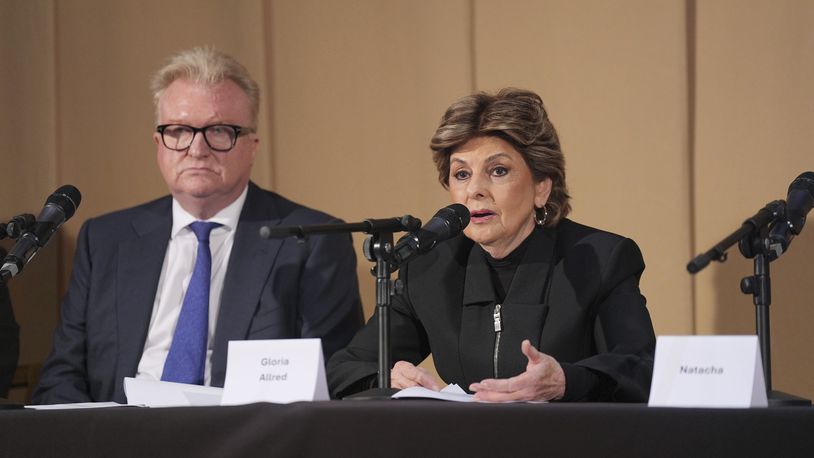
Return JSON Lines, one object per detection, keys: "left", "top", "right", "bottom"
{"left": 392, "top": 203, "right": 470, "bottom": 265}
{"left": 0, "top": 185, "right": 82, "bottom": 282}
{"left": 768, "top": 171, "right": 814, "bottom": 259}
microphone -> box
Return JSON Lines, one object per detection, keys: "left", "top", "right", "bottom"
{"left": 768, "top": 172, "right": 814, "bottom": 259}
{"left": 392, "top": 203, "right": 470, "bottom": 265}
{"left": 0, "top": 185, "right": 82, "bottom": 282}
{"left": 1, "top": 213, "right": 36, "bottom": 240}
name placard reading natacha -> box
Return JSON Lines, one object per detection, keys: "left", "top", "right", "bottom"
{"left": 648, "top": 335, "right": 767, "bottom": 408}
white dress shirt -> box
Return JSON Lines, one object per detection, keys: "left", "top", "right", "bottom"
{"left": 135, "top": 186, "right": 248, "bottom": 385}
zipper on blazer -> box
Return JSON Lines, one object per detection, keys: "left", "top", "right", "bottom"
{"left": 493, "top": 303, "right": 502, "bottom": 378}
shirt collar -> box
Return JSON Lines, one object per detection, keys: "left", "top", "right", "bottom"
{"left": 170, "top": 185, "right": 249, "bottom": 238}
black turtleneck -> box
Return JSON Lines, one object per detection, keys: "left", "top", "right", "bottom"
{"left": 481, "top": 230, "right": 535, "bottom": 303}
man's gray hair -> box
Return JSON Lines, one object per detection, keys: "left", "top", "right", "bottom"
{"left": 151, "top": 47, "right": 260, "bottom": 128}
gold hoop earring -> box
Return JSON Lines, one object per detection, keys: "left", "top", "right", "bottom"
{"left": 534, "top": 206, "right": 548, "bottom": 226}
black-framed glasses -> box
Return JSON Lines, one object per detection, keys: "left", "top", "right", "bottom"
{"left": 156, "top": 124, "right": 255, "bottom": 152}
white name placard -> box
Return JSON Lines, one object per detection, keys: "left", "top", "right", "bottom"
{"left": 220, "top": 338, "right": 329, "bottom": 405}
{"left": 648, "top": 335, "right": 767, "bottom": 408}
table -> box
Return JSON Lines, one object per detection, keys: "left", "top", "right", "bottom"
{"left": 2, "top": 401, "right": 812, "bottom": 457}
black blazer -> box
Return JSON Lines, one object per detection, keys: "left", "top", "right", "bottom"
{"left": 328, "top": 219, "right": 655, "bottom": 401}
{"left": 33, "top": 183, "right": 363, "bottom": 404}
{"left": 0, "top": 248, "right": 19, "bottom": 398}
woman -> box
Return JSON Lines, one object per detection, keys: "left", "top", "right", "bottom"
{"left": 327, "top": 88, "right": 655, "bottom": 402}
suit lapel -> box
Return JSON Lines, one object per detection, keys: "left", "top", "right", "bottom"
{"left": 458, "top": 227, "right": 557, "bottom": 381}
{"left": 458, "top": 244, "right": 497, "bottom": 382}
{"left": 504, "top": 226, "right": 556, "bottom": 305}
{"left": 210, "top": 184, "right": 284, "bottom": 385}
{"left": 115, "top": 200, "right": 172, "bottom": 386}
{"left": 496, "top": 227, "right": 557, "bottom": 375}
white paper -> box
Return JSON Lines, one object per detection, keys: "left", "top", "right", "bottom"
{"left": 442, "top": 383, "right": 467, "bottom": 394}
{"left": 220, "top": 338, "right": 329, "bottom": 405}
{"left": 392, "top": 384, "right": 475, "bottom": 402}
{"left": 124, "top": 377, "right": 223, "bottom": 407}
{"left": 648, "top": 335, "right": 768, "bottom": 408}
{"left": 25, "top": 402, "right": 128, "bottom": 410}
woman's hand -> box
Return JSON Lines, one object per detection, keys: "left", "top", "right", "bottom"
{"left": 391, "top": 360, "right": 441, "bottom": 391}
{"left": 469, "top": 340, "right": 565, "bottom": 402}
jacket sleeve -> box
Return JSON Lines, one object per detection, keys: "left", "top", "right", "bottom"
{"left": 326, "top": 262, "right": 431, "bottom": 399}
{"left": 297, "top": 227, "right": 364, "bottom": 364}
{"left": 561, "top": 237, "right": 655, "bottom": 402}
{"left": 31, "top": 220, "right": 95, "bottom": 404}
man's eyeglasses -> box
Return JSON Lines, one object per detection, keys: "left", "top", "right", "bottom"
{"left": 156, "top": 124, "right": 255, "bottom": 152}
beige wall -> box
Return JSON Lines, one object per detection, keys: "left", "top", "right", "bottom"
{"left": 1, "top": 0, "right": 812, "bottom": 399}
{"left": 473, "top": 0, "right": 693, "bottom": 336}
{"left": 0, "top": 0, "right": 60, "bottom": 374}
{"left": 693, "top": 0, "right": 814, "bottom": 398}
{"left": 267, "top": 0, "right": 467, "bottom": 312}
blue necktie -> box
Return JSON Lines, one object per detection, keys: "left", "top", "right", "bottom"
{"left": 161, "top": 221, "right": 221, "bottom": 385}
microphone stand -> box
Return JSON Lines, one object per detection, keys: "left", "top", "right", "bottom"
{"left": 0, "top": 214, "right": 38, "bottom": 286}
{"left": 346, "top": 230, "right": 402, "bottom": 400}
{"left": 688, "top": 200, "right": 810, "bottom": 406}
{"left": 0, "top": 244, "right": 22, "bottom": 409}
{"left": 260, "top": 215, "right": 420, "bottom": 400}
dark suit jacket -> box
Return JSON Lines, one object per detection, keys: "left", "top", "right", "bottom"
{"left": 33, "top": 183, "right": 363, "bottom": 404}
{"left": 0, "top": 248, "right": 20, "bottom": 398}
{"left": 328, "top": 219, "right": 655, "bottom": 402}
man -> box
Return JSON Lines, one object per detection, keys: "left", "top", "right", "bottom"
{"left": 32, "top": 48, "right": 363, "bottom": 404}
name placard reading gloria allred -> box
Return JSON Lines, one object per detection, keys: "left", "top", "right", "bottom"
{"left": 221, "top": 338, "right": 329, "bottom": 405}
{"left": 648, "top": 335, "right": 767, "bottom": 408}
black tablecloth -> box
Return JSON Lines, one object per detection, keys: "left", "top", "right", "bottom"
{"left": 2, "top": 401, "right": 812, "bottom": 457}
